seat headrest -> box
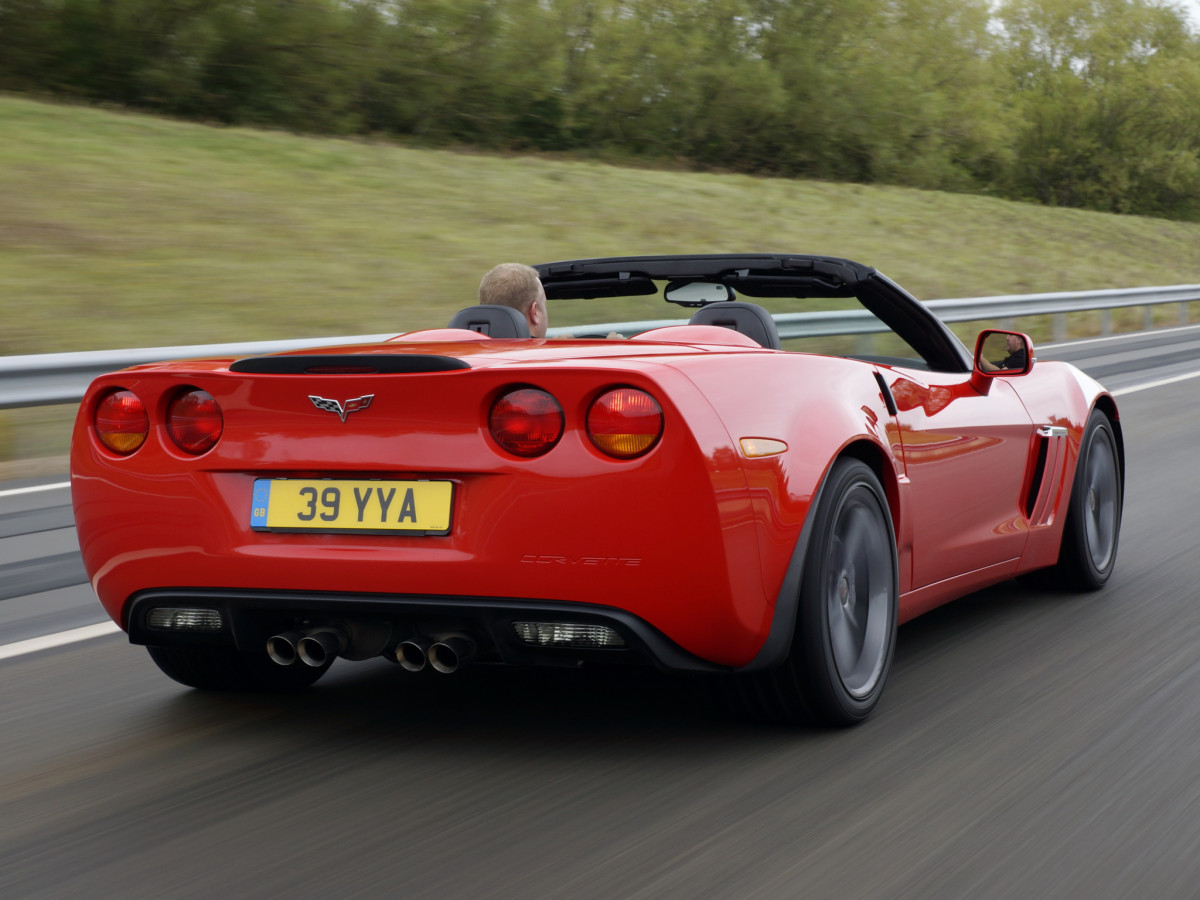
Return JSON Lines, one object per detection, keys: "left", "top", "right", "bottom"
{"left": 688, "top": 302, "right": 780, "bottom": 349}
{"left": 447, "top": 305, "right": 531, "bottom": 338}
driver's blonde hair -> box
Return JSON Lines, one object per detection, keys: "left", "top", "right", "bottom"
{"left": 479, "top": 263, "right": 542, "bottom": 312}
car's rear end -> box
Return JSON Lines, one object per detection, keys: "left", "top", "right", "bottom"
{"left": 71, "top": 338, "right": 791, "bottom": 685}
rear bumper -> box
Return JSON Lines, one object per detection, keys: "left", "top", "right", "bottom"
{"left": 126, "top": 588, "right": 728, "bottom": 674}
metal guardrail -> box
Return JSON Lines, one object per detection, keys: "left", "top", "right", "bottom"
{"left": 0, "top": 334, "right": 396, "bottom": 411}
{"left": 3, "top": 285, "right": 1198, "bottom": 410}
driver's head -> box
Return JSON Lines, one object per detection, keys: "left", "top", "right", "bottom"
{"left": 479, "top": 263, "right": 548, "bottom": 338}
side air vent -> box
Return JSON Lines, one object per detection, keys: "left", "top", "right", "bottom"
{"left": 1026, "top": 425, "right": 1069, "bottom": 525}
{"left": 229, "top": 354, "right": 471, "bottom": 375}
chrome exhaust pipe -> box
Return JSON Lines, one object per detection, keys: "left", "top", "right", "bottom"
{"left": 395, "top": 636, "right": 431, "bottom": 672}
{"left": 297, "top": 627, "right": 346, "bottom": 668}
{"left": 428, "top": 634, "right": 476, "bottom": 674}
{"left": 266, "top": 631, "right": 304, "bottom": 666}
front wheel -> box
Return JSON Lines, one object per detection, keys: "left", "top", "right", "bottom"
{"left": 725, "top": 458, "right": 898, "bottom": 727}
{"left": 146, "top": 645, "right": 332, "bottom": 692}
{"left": 1050, "top": 409, "right": 1123, "bottom": 590}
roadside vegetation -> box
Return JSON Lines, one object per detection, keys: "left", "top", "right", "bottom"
{"left": 5, "top": 0, "right": 1200, "bottom": 221}
{"left": 6, "top": 93, "right": 1200, "bottom": 357}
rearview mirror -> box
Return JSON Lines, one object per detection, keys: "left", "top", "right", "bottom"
{"left": 663, "top": 281, "right": 736, "bottom": 307}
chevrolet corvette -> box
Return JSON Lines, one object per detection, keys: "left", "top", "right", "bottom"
{"left": 70, "top": 254, "right": 1124, "bottom": 725}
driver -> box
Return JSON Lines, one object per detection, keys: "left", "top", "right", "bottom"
{"left": 980, "top": 333, "right": 1027, "bottom": 371}
{"left": 479, "top": 263, "right": 626, "bottom": 340}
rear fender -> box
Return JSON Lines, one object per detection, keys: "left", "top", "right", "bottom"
{"left": 666, "top": 355, "right": 902, "bottom": 671}
{"left": 734, "top": 437, "right": 899, "bottom": 673}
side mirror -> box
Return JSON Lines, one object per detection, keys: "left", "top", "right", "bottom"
{"left": 970, "top": 330, "right": 1033, "bottom": 394}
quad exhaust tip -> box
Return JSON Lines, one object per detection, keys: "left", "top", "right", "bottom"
{"left": 428, "top": 634, "right": 476, "bottom": 674}
{"left": 395, "top": 636, "right": 432, "bottom": 672}
{"left": 266, "top": 631, "right": 303, "bottom": 666}
{"left": 298, "top": 629, "right": 345, "bottom": 667}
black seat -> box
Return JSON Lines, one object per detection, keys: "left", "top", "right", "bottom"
{"left": 447, "top": 305, "right": 531, "bottom": 338}
{"left": 688, "top": 302, "right": 780, "bottom": 349}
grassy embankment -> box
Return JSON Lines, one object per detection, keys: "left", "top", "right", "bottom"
{"left": 4, "top": 93, "right": 1200, "bottom": 467}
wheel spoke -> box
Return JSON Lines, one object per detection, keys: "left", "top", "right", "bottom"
{"left": 828, "top": 600, "right": 859, "bottom": 674}
{"left": 839, "top": 506, "right": 868, "bottom": 570}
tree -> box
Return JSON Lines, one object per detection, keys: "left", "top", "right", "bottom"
{"left": 996, "top": 0, "right": 1200, "bottom": 217}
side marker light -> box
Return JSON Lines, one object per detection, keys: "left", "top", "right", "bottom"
{"left": 739, "top": 437, "right": 788, "bottom": 458}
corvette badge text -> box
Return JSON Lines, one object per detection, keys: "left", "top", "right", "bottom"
{"left": 521, "top": 555, "right": 642, "bottom": 567}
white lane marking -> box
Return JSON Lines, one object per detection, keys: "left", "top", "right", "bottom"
{"left": 0, "top": 621, "right": 121, "bottom": 662}
{"left": 0, "top": 481, "right": 70, "bottom": 499}
{"left": 1112, "top": 370, "right": 1200, "bottom": 396}
{"left": 1040, "top": 323, "right": 1200, "bottom": 352}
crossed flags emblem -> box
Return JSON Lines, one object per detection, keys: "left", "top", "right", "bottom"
{"left": 308, "top": 394, "right": 374, "bottom": 422}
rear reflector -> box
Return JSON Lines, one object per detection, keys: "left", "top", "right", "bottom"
{"left": 147, "top": 608, "right": 224, "bottom": 632}
{"left": 586, "top": 388, "right": 663, "bottom": 458}
{"left": 512, "top": 622, "right": 626, "bottom": 649}
{"left": 94, "top": 390, "right": 149, "bottom": 454}
{"left": 489, "top": 388, "right": 564, "bottom": 457}
{"left": 167, "top": 389, "right": 223, "bottom": 454}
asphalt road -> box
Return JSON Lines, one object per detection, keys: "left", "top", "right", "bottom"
{"left": 1, "top": 327, "right": 1199, "bottom": 898}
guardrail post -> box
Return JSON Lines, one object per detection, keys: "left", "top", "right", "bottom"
{"left": 1144, "top": 305, "right": 1154, "bottom": 331}
{"left": 1100, "top": 309, "right": 1112, "bottom": 336}
{"left": 1053, "top": 313, "right": 1066, "bottom": 343}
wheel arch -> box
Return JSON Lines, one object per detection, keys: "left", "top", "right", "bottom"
{"left": 738, "top": 439, "right": 898, "bottom": 673}
{"left": 839, "top": 438, "right": 902, "bottom": 540}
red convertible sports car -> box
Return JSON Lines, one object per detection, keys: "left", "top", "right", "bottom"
{"left": 70, "top": 254, "right": 1123, "bottom": 725}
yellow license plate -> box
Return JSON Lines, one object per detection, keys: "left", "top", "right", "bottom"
{"left": 251, "top": 479, "right": 453, "bottom": 535}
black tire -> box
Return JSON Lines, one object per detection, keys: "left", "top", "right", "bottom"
{"left": 146, "top": 645, "right": 332, "bottom": 692}
{"left": 725, "top": 458, "right": 898, "bottom": 727}
{"left": 1051, "top": 409, "right": 1122, "bottom": 591}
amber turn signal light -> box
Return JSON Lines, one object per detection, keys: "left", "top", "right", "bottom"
{"left": 94, "top": 390, "right": 149, "bottom": 455}
{"left": 587, "top": 388, "right": 663, "bottom": 459}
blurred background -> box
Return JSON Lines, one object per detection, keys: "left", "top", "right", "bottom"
{"left": 5, "top": 7, "right": 1200, "bottom": 897}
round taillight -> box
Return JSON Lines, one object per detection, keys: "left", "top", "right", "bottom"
{"left": 94, "top": 390, "right": 149, "bottom": 455}
{"left": 587, "top": 388, "right": 663, "bottom": 459}
{"left": 489, "top": 388, "right": 564, "bottom": 457}
{"left": 167, "top": 389, "right": 223, "bottom": 454}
